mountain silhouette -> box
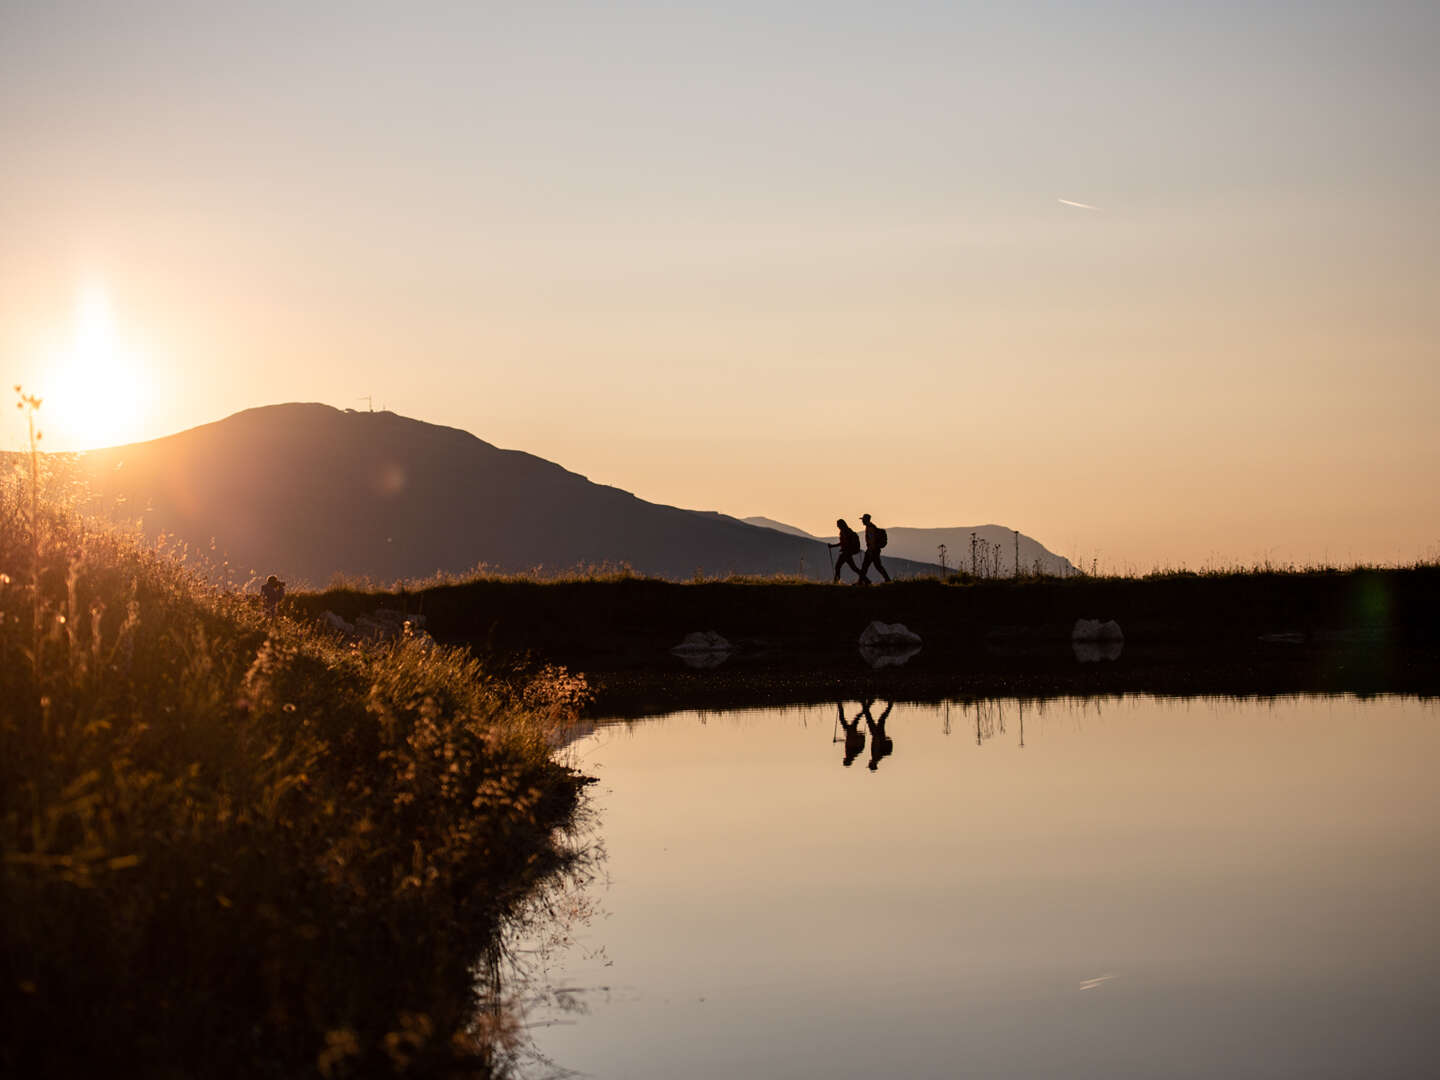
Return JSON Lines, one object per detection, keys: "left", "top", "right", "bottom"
{"left": 885, "top": 526, "right": 1076, "bottom": 577}
{"left": 70, "top": 404, "right": 951, "bottom": 585}
{"left": 741, "top": 516, "right": 818, "bottom": 539}
{"left": 744, "top": 517, "right": 1075, "bottom": 577}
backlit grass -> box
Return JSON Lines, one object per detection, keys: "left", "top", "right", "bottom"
{"left": 0, "top": 443, "right": 591, "bottom": 1077}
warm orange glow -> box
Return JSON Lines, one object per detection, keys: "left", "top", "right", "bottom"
{"left": 47, "top": 284, "right": 149, "bottom": 451}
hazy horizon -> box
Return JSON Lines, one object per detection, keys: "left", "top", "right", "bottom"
{"left": 5, "top": 1, "right": 1437, "bottom": 570}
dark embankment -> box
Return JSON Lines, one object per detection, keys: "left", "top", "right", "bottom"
{"left": 1, "top": 479, "right": 590, "bottom": 1076}
{"left": 294, "top": 566, "right": 1440, "bottom": 716}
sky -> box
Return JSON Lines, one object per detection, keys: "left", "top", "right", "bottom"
{"left": 3, "top": 0, "right": 1437, "bottom": 570}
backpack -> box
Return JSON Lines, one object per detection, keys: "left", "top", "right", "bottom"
{"left": 876, "top": 527, "right": 888, "bottom": 549}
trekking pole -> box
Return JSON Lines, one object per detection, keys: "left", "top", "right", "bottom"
{"left": 826, "top": 543, "right": 835, "bottom": 578}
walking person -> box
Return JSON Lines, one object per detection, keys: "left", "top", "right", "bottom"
{"left": 829, "top": 518, "right": 864, "bottom": 583}
{"left": 837, "top": 702, "right": 866, "bottom": 767}
{"left": 260, "top": 574, "right": 286, "bottom": 616}
{"left": 860, "top": 699, "right": 895, "bottom": 771}
{"left": 857, "top": 513, "right": 891, "bottom": 584}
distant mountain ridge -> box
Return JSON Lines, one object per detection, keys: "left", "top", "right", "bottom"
{"left": 66, "top": 404, "right": 951, "bottom": 585}
{"left": 743, "top": 517, "right": 1075, "bottom": 577}
{"left": 741, "top": 516, "right": 818, "bottom": 540}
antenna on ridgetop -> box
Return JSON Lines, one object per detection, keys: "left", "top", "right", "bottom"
{"left": 358, "top": 395, "right": 373, "bottom": 413}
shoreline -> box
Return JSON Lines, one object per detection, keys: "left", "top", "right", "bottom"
{"left": 581, "top": 640, "right": 1440, "bottom": 718}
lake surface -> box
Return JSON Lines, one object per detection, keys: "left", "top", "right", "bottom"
{"left": 520, "top": 695, "right": 1440, "bottom": 1078}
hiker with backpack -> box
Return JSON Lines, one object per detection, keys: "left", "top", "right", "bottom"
{"left": 858, "top": 513, "right": 891, "bottom": 584}
{"left": 828, "top": 518, "right": 864, "bottom": 583}
{"left": 836, "top": 702, "right": 866, "bottom": 767}
{"left": 260, "top": 574, "right": 286, "bottom": 615}
{"left": 860, "top": 699, "right": 895, "bottom": 771}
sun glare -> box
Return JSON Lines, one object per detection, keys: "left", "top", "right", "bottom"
{"left": 48, "top": 284, "right": 149, "bottom": 450}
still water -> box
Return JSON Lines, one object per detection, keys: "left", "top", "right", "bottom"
{"left": 522, "top": 696, "right": 1440, "bottom": 1078}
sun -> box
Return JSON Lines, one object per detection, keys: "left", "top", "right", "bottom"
{"left": 49, "top": 284, "right": 149, "bottom": 450}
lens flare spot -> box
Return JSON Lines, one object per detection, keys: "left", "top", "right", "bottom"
{"left": 375, "top": 462, "right": 407, "bottom": 496}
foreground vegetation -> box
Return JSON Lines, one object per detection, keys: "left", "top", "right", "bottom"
{"left": 0, "top": 452, "right": 591, "bottom": 1077}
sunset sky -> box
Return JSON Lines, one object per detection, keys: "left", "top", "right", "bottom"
{"left": 3, "top": 0, "right": 1437, "bottom": 570}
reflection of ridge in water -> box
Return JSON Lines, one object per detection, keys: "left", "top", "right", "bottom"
{"left": 591, "top": 693, "right": 1149, "bottom": 755}
{"left": 971, "top": 699, "right": 1006, "bottom": 745}
{"left": 939, "top": 697, "right": 1035, "bottom": 749}
{"left": 936, "top": 698, "right": 1010, "bottom": 746}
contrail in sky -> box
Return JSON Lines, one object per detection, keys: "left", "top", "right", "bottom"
{"left": 1057, "top": 198, "right": 1101, "bottom": 210}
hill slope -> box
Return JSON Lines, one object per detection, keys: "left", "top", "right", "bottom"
{"left": 72, "top": 404, "right": 947, "bottom": 584}
{"left": 742, "top": 516, "right": 821, "bottom": 539}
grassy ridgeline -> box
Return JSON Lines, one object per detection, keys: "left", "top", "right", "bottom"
{"left": 293, "top": 563, "right": 1440, "bottom": 713}
{"left": 0, "top": 468, "right": 591, "bottom": 1077}
{"left": 299, "top": 564, "right": 1440, "bottom": 663}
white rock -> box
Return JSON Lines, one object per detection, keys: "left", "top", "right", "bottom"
{"left": 1259, "top": 631, "right": 1304, "bottom": 645}
{"left": 321, "top": 610, "right": 356, "bottom": 635}
{"left": 374, "top": 608, "right": 425, "bottom": 629}
{"left": 1072, "top": 640, "right": 1124, "bottom": 663}
{"left": 1072, "top": 618, "right": 1123, "bottom": 642}
{"left": 671, "top": 630, "right": 733, "bottom": 654}
{"left": 676, "top": 649, "right": 732, "bottom": 670}
{"left": 860, "top": 643, "right": 921, "bottom": 669}
{"left": 859, "top": 621, "right": 922, "bottom": 648}
{"left": 321, "top": 608, "right": 426, "bottom": 642}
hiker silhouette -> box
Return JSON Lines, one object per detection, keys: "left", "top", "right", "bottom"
{"left": 836, "top": 702, "right": 866, "bottom": 767}
{"left": 829, "top": 518, "right": 864, "bottom": 583}
{"left": 860, "top": 699, "right": 895, "bottom": 771}
{"left": 858, "top": 513, "right": 891, "bottom": 584}
{"left": 261, "top": 574, "right": 285, "bottom": 615}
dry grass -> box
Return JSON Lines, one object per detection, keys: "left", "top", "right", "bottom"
{"left": 0, "top": 442, "right": 591, "bottom": 1077}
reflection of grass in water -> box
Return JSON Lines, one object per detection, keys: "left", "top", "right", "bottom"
{"left": 477, "top": 828, "right": 609, "bottom": 1079}
{"left": 0, "top": 417, "right": 592, "bottom": 1077}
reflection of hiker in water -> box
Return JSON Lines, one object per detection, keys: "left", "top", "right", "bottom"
{"left": 858, "top": 514, "right": 891, "bottom": 584}
{"left": 860, "top": 698, "right": 894, "bottom": 771}
{"left": 261, "top": 574, "right": 285, "bottom": 616}
{"left": 829, "top": 519, "right": 864, "bottom": 583}
{"left": 836, "top": 702, "right": 866, "bottom": 767}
